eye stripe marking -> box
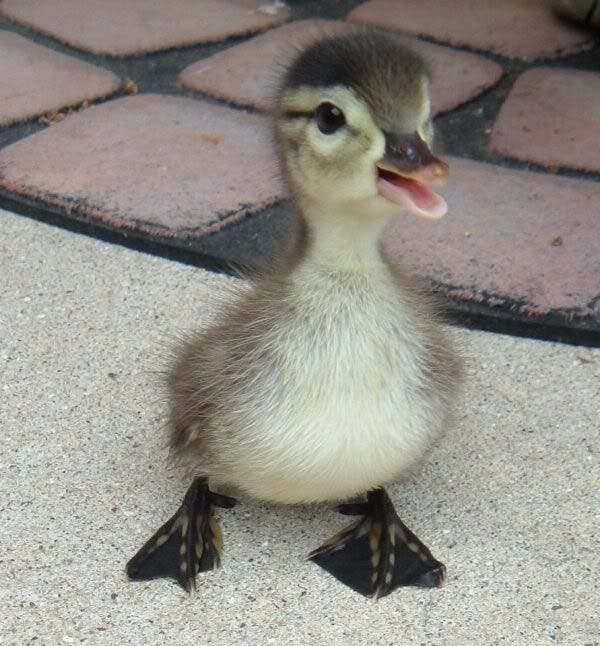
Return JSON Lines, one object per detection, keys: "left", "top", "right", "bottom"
{"left": 282, "top": 109, "right": 313, "bottom": 120}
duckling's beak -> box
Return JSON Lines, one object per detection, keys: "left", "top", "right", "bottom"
{"left": 376, "top": 132, "right": 448, "bottom": 220}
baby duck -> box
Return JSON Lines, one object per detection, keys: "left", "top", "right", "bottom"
{"left": 126, "top": 29, "right": 462, "bottom": 599}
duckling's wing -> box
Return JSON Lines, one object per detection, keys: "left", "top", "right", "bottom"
{"left": 166, "top": 327, "right": 225, "bottom": 453}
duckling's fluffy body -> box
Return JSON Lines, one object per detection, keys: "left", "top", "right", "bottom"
{"left": 168, "top": 30, "right": 461, "bottom": 506}
{"left": 170, "top": 245, "right": 459, "bottom": 505}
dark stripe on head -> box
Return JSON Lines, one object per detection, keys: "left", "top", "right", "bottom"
{"left": 281, "top": 109, "right": 314, "bottom": 120}
{"left": 281, "top": 30, "right": 429, "bottom": 101}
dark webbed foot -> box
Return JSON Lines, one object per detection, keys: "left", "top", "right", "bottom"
{"left": 126, "top": 477, "right": 236, "bottom": 592}
{"left": 309, "top": 489, "right": 445, "bottom": 598}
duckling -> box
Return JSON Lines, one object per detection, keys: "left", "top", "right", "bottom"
{"left": 126, "top": 29, "right": 462, "bottom": 599}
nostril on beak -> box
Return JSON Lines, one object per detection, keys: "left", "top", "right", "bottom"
{"left": 428, "top": 160, "right": 449, "bottom": 185}
{"left": 394, "top": 143, "right": 418, "bottom": 163}
{"left": 405, "top": 145, "right": 418, "bottom": 163}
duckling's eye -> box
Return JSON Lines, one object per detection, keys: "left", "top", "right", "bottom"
{"left": 314, "top": 102, "right": 345, "bottom": 135}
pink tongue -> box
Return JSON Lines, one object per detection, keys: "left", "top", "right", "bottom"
{"left": 377, "top": 172, "right": 447, "bottom": 219}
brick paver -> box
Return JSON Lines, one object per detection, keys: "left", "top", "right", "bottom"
{"left": 0, "top": 0, "right": 290, "bottom": 56}
{"left": 180, "top": 19, "right": 503, "bottom": 115}
{"left": 489, "top": 67, "right": 600, "bottom": 173}
{"left": 180, "top": 19, "right": 346, "bottom": 111}
{"left": 384, "top": 157, "right": 600, "bottom": 318}
{"left": 0, "top": 95, "right": 283, "bottom": 235}
{"left": 0, "top": 31, "right": 120, "bottom": 126}
{"left": 348, "top": 0, "right": 594, "bottom": 60}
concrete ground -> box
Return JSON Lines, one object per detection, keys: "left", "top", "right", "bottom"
{"left": 1, "top": 208, "right": 598, "bottom": 645}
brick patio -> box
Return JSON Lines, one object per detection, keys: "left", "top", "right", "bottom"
{"left": 490, "top": 67, "right": 600, "bottom": 172}
{"left": 0, "top": 0, "right": 599, "bottom": 340}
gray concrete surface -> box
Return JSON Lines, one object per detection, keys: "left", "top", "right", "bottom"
{"left": 1, "top": 209, "right": 598, "bottom": 646}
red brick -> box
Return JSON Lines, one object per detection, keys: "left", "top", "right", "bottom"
{"left": 489, "top": 68, "right": 600, "bottom": 173}
{"left": 348, "top": 0, "right": 594, "bottom": 60}
{"left": 180, "top": 20, "right": 346, "bottom": 111}
{"left": 0, "top": 0, "right": 290, "bottom": 57}
{"left": 0, "top": 32, "right": 120, "bottom": 126}
{"left": 180, "top": 19, "right": 503, "bottom": 115}
{"left": 0, "top": 95, "right": 283, "bottom": 235}
{"left": 383, "top": 157, "right": 600, "bottom": 317}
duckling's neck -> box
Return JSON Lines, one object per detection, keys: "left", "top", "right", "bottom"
{"left": 299, "top": 200, "right": 391, "bottom": 272}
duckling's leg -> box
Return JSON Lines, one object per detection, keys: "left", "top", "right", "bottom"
{"left": 126, "top": 477, "right": 236, "bottom": 592}
{"left": 308, "top": 488, "right": 445, "bottom": 598}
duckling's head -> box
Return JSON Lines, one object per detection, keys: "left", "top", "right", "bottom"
{"left": 275, "top": 30, "right": 448, "bottom": 222}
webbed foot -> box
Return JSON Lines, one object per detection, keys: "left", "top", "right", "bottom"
{"left": 308, "top": 488, "right": 445, "bottom": 598}
{"left": 126, "top": 477, "right": 236, "bottom": 592}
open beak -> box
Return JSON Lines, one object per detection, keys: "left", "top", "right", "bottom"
{"left": 376, "top": 132, "right": 449, "bottom": 220}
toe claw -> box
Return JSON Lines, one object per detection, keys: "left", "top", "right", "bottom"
{"left": 414, "top": 563, "right": 446, "bottom": 588}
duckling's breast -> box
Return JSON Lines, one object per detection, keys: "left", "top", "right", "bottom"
{"left": 210, "top": 265, "right": 453, "bottom": 505}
